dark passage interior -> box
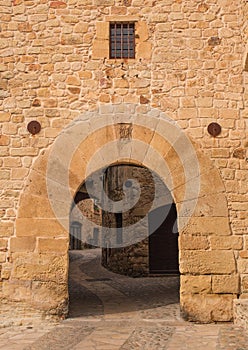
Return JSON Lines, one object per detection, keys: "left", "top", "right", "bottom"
{"left": 69, "top": 163, "right": 180, "bottom": 318}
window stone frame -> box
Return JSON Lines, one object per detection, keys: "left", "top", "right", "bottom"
{"left": 92, "top": 16, "right": 151, "bottom": 61}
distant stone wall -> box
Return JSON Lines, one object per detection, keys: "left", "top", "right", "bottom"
{"left": 70, "top": 198, "right": 102, "bottom": 248}
{"left": 101, "top": 165, "right": 154, "bottom": 277}
{"left": 102, "top": 240, "right": 149, "bottom": 277}
{"left": 101, "top": 164, "right": 175, "bottom": 277}
{"left": 0, "top": 0, "right": 247, "bottom": 325}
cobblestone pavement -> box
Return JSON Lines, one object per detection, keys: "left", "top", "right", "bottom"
{"left": 0, "top": 249, "right": 248, "bottom": 350}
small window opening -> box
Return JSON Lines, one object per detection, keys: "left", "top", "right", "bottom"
{"left": 110, "top": 22, "right": 135, "bottom": 59}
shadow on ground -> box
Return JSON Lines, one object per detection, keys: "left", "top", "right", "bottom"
{"left": 68, "top": 249, "right": 180, "bottom": 318}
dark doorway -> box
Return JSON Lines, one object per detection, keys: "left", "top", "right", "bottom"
{"left": 70, "top": 221, "right": 82, "bottom": 250}
{"left": 149, "top": 204, "right": 179, "bottom": 274}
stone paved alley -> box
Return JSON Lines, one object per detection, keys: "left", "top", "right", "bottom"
{"left": 0, "top": 249, "right": 248, "bottom": 350}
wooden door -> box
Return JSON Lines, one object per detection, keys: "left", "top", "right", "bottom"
{"left": 149, "top": 204, "right": 179, "bottom": 274}
{"left": 70, "top": 222, "right": 82, "bottom": 250}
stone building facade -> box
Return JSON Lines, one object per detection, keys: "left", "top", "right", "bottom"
{"left": 101, "top": 164, "right": 178, "bottom": 277}
{"left": 101, "top": 164, "right": 156, "bottom": 277}
{"left": 0, "top": 0, "right": 248, "bottom": 326}
{"left": 70, "top": 196, "right": 102, "bottom": 248}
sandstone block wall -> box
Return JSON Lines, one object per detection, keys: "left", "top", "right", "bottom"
{"left": 102, "top": 165, "right": 161, "bottom": 277}
{"left": 0, "top": 0, "right": 247, "bottom": 325}
{"left": 102, "top": 165, "right": 150, "bottom": 277}
{"left": 70, "top": 196, "right": 102, "bottom": 248}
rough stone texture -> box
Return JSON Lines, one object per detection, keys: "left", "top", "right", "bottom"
{"left": 212, "top": 274, "right": 240, "bottom": 294}
{"left": 234, "top": 299, "right": 248, "bottom": 330}
{"left": 0, "top": 0, "right": 247, "bottom": 325}
{"left": 180, "top": 275, "right": 212, "bottom": 294}
{"left": 181, "top": 294, "right": 235, "bottom": 323}
{"left": 101, "top": 164, "right": 164, "bottom": 277}
{"left": 180, "top": 250, "right": 236, "bottom": 274}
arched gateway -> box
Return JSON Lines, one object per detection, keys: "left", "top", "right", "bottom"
{"left": 5, "top": 105, "right": 237, "bottom": 324}
{"left": 72, "top": 163, "right": 180, "bottom": 277}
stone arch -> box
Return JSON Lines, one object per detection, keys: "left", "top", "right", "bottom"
{"left": 11, "top": 104, "right": 236, "bottom": 323}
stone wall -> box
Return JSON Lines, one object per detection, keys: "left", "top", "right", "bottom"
{"left": 101, "top": 164, "right": 175, "bottom": 277}
{"left": 102, "top": 241, "right": 149, "bottom": 277}
{"left": 70, "top": 197, "right": 102, "bottom": 248}
{"left": 0, "top": 0, "right": 247, "bottom": 325}
{"left": 102, "top": 165, "right": 153, "bottom": 277}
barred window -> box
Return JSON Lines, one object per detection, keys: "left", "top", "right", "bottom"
{"left": 110, "top": 22, "right": 135, "bottom": 59}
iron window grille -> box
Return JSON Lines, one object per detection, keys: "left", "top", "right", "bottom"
{"left": 110, "top": 22, "right": 135, "bottom": 59}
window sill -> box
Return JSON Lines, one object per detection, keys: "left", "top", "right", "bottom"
{"left": 105, "top": 58, "right": 137, "bottom": 64}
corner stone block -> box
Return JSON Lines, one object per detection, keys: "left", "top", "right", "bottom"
{"left": 11, "top": 252, "right": 68, "bottom": 283}
{"left": 18, "top": 194, "right": 56, "bottom": 219}
{"left": 16, "top": 218, "right": 68, "bottom": 237}
{"left": 69, "top": 165, "right": 87, "bottom": 193}
{"left": 212, "top": 274, "right": 240, "bottom": 294}
{"left": 181, "top": 294, "right": 234, "bottom": 322}
{"left": 31, "top": 149, "right": 50, "bottom": 176}
{"left": 180, "top": 250, "right": 236, "bottom": 274}
{"left": 180, "top": 275, "right": 212, "bottom": 294}
{"left": 23, "top": 170, "right": 48, "bottom": 197}
{"left": 179, "top": 234, "right": 209, "bottom": 250}
{"left": 37, "top": 238, "right": 68, "bottom": 254}
{"left": 181, "top": 217, "right": 231, "bottom": 235}
{"left": 190, "top": 193, "right": 228, "bottom": 217}
{"left": 31, "top": 281, "right": 68, "bottom": 311}
{"left": 199, "top": 168, "right": 226, "bottom": 195}
{"left": 210, "top": 235, "right": 243, "bottom": 250}
{"left": 10, "top": 237, "right": 36, "bottom": 253}
{"left": 2, "top": 280, "right": 32, "bottom": 302}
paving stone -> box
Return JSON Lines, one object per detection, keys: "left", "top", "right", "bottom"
{"left": 23, "top": 324, "right": 94, "bottom": 350}
{"left": 120, "top": 326, "right": 174, "bottom": 349}
{"left": 216, "top": 325, "right": 248, "bottom": 350}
